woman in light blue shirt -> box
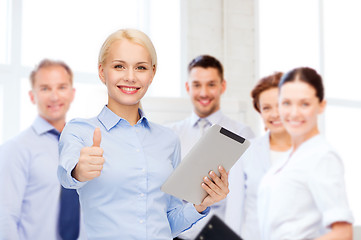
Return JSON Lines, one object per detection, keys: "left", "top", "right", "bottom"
{"left": 57, "top": 29, "right": 229, "bottom": 240}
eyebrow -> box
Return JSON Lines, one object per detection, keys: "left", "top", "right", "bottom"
{"left": 112, "top": 60, "right": 150, "bottom": 65}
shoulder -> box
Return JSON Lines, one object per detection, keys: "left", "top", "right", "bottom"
{"left": 300, "top": 136, "right": 343, "bottom": 171}
{"left": 61, "top": 117, "right": 99, "bottom": 143}
{"left": 148, "top": 121, "right": 180, "bottom": 143}
{"left": 63, "top": 117, "right": 98, "bottom": 133}
{"left": 218, "top": 115, "right": 254, "bottom": 139}
{"left": 242, "top": 134, "right": 269, "bottom": 163}
{"left": 165, "top": 117, "right": 191, "bottom": 133}
{"left": 0, "top": 127, "right": 37, "bottom": 166}
{"left": 304, "top": 135, "right": 337, "bottom": 159}
{"left": 0, "top": 126, "right": 37, "bottom": 152}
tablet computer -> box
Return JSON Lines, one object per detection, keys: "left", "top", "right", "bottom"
{"left": 161, "top": 124, "right": 250, "bottom": 205}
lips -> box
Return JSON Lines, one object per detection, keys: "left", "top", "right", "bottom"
{"left": 198, "top": 99, "right": 212, "bottom": 106}
{"left": 270, "top": 120, "right": 282, "bottom": 126}
{"left": 48, "top": 104, "right": 63, "bottom": 111}
{"left": 287, "top": 120, "right": 303, "bottom": 127}
{"left": 118, "top": 86, "right": 140, "bottom": 94}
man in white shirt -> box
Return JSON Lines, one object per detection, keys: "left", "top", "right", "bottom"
{"left": 168, "top": 55, "right": 255, "bottom": 240}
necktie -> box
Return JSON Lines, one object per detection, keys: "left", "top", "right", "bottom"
{"left": 198, "top": 118, "right": 211, "bottom": 136}
{"left": 49, "top": 129, "right": 80, "bottom": 240}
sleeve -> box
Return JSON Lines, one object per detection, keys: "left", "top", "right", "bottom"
{"left": 224, "top": 152, "right": 246, "bottom": 236}
{"left": 166, "top": 137, "right": 209, "bottom": 237}
{"left": 308, "top": 151, "right": 354, "bottom": 228}
{"left": 0, "top": 141, "right": 28, "bottom": 240}
{"left": 240, "top": 126, "right": 255, "bottom": 140}
{"left": 57, "top": 122, "right": 88, "bottom": 189}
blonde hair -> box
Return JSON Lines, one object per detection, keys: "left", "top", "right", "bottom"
{"left": 98, "top": 29, "right": 157, "bottom": 72}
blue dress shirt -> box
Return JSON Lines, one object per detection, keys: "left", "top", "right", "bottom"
{"left": 58, "top": 106, "right": 208, "bottom": 240}
{"left": 0, "top": 116, "right": 61, "bottom": 240}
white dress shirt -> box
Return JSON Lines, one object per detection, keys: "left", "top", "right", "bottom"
{"left": 168, "top": 110, "right": 255, "bottom": 239}
{"left": 258, "top": 134, "right": 353, "bottom": 240}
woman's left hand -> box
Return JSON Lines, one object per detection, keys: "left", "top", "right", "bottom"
{"left": 194, "top": 165, "right": 229, "bottom": 213}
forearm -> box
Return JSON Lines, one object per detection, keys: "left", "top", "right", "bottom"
{"left": 315, "top": 222, "right": 352, "bottom": 240}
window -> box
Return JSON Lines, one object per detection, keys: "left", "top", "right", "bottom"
{"left": 258, "top": 0, "right": 320, "bottom": 77}
{"left": 0, "top": 0, "right": 10, "bottom": 64}
{"left": 323, "top": 0, "right": 361, "bottom": 101}
{"left": 0, "top": 0, "right": 181, "bottom": 142}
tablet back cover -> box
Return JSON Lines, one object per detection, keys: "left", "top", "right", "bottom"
{"left": 161, "top": 124, "right": 250, "bottom": 205}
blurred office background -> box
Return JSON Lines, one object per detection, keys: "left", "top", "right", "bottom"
{"left": 0, "top": 0, "right": 360, "bottom": 232}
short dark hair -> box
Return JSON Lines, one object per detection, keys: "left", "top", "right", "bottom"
{"left": 30, "top": 59, "right": 73, "bottom": 88}
{"left": 188, "top": 55, "right": 224, "bottom": 80}
{"left": 279, "top": 67, "right": 324, "bottom": 102}
{"left": 251, "top": 72, "right": 283, "bottom": 113}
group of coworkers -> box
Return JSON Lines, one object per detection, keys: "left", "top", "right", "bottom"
{"left": 0, "top": 28, "right": 354, "bottom": 240}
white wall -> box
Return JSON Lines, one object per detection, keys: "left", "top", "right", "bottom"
{"left": 144, "top": 0, "right": 259, "bottom": 134}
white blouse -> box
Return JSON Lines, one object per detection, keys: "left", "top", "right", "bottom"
{"left": 257, "top": 134, "right": 353, "bottom": 240}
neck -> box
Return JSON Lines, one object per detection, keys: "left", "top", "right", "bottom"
{"left": 269, "top": 131, "right": 292, "bottom": 151}
{"left": 107, "top": 102, "right": 140, "bottom": 126}
{"left": 292, "top": 127, "right": 320, "bottom": 152}
{"left": 43, "top": 117, "right": 66, "bottom": 133}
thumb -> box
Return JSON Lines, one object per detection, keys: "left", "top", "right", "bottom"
{"left": 92, "top": 127, "right": 101, "bottom": 147}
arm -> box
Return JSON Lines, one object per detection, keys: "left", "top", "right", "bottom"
{"left": 71, "top": 128, "right": 104, "bottom": 182}
{"left": 0, "top": 142, "right": 27, "bottom": 240}
{"left": 315, "top": 222, "right": 352, "bottom": 240}
{"left": 58, "top": 124, "right": 104, "bottom": 188}
{"left": 166, "top": 139, "right": 209, "bottom": 237}
{"left": 309, "top": 152, "right": 354, "bottom": 240}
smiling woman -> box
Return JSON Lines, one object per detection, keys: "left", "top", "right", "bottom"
{"left": 257, "top": 67, "right": 353, "bottom": 240}
{"left": 57, "top": 28, "right": 230, "bottom": 240}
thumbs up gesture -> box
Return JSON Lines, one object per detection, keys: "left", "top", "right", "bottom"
{"left": 71, "top": 128, "right": 105, "bottom": 182}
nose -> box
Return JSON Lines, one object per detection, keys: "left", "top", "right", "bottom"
{"left": 125, "top": 69, "right": 136, "bottom": 83}
{"left": 289, "top": 105, "right": 300, "bottom": 117}
{"left": 271, "top": 107, "right": 279, "bottom": 118}
{"left": 199, "top": 85, "right": 209, "bottom": 97}
{"left": 49, "top": 89, "right": 60, "bottom": 101}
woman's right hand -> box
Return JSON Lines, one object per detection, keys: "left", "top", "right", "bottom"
{"left": 71, "top": 128, "right": 105, "bottom": 182}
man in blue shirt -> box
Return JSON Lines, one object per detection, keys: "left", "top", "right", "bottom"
{"left": 0, "top": 59, "right": 79, "bottom": 240}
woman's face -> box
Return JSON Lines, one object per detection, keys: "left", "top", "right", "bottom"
{"left": 258, "top": 87, "right": 286, "bottom": 134}
{"left": 278, "top": 80, "right": 326, "bottom": 140}
{"left": 98, "top": 39, "right": 155, "bottom": 110}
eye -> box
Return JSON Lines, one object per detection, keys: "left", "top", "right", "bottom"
{"left": 59, "top": 85, "right": 68, "bottom": 90}
{"left": 282, "top": 101, "right": 290, "bottom": 106}
{"left": 192, "top": 83, "right": 201, "bottom": 88}
{"left": 40, "top": 87, "right": 49, "bottom": 91}
{"left": 136, "top": 66, "right": 147, "bottom": 70}
{"left": 302, "top": 102, "right": 310, "bottom": 107}
{"left": 262, "top": 106, "right": 270, "bottom": 111}
{"left": 114, "top": 64, "right": 124, "bottom": 69}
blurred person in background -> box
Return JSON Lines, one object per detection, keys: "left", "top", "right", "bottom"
{"left": 168, "top": 54, "right": 255, "bottom": 240}
{"left": 257, "top": 67, "right": 353, "bottom": 240}
{"left": 0, "top": 59, "right": 83, "bottom": 240}
{"left": 225, "top": 72, "right": 292, "bottom": 239}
